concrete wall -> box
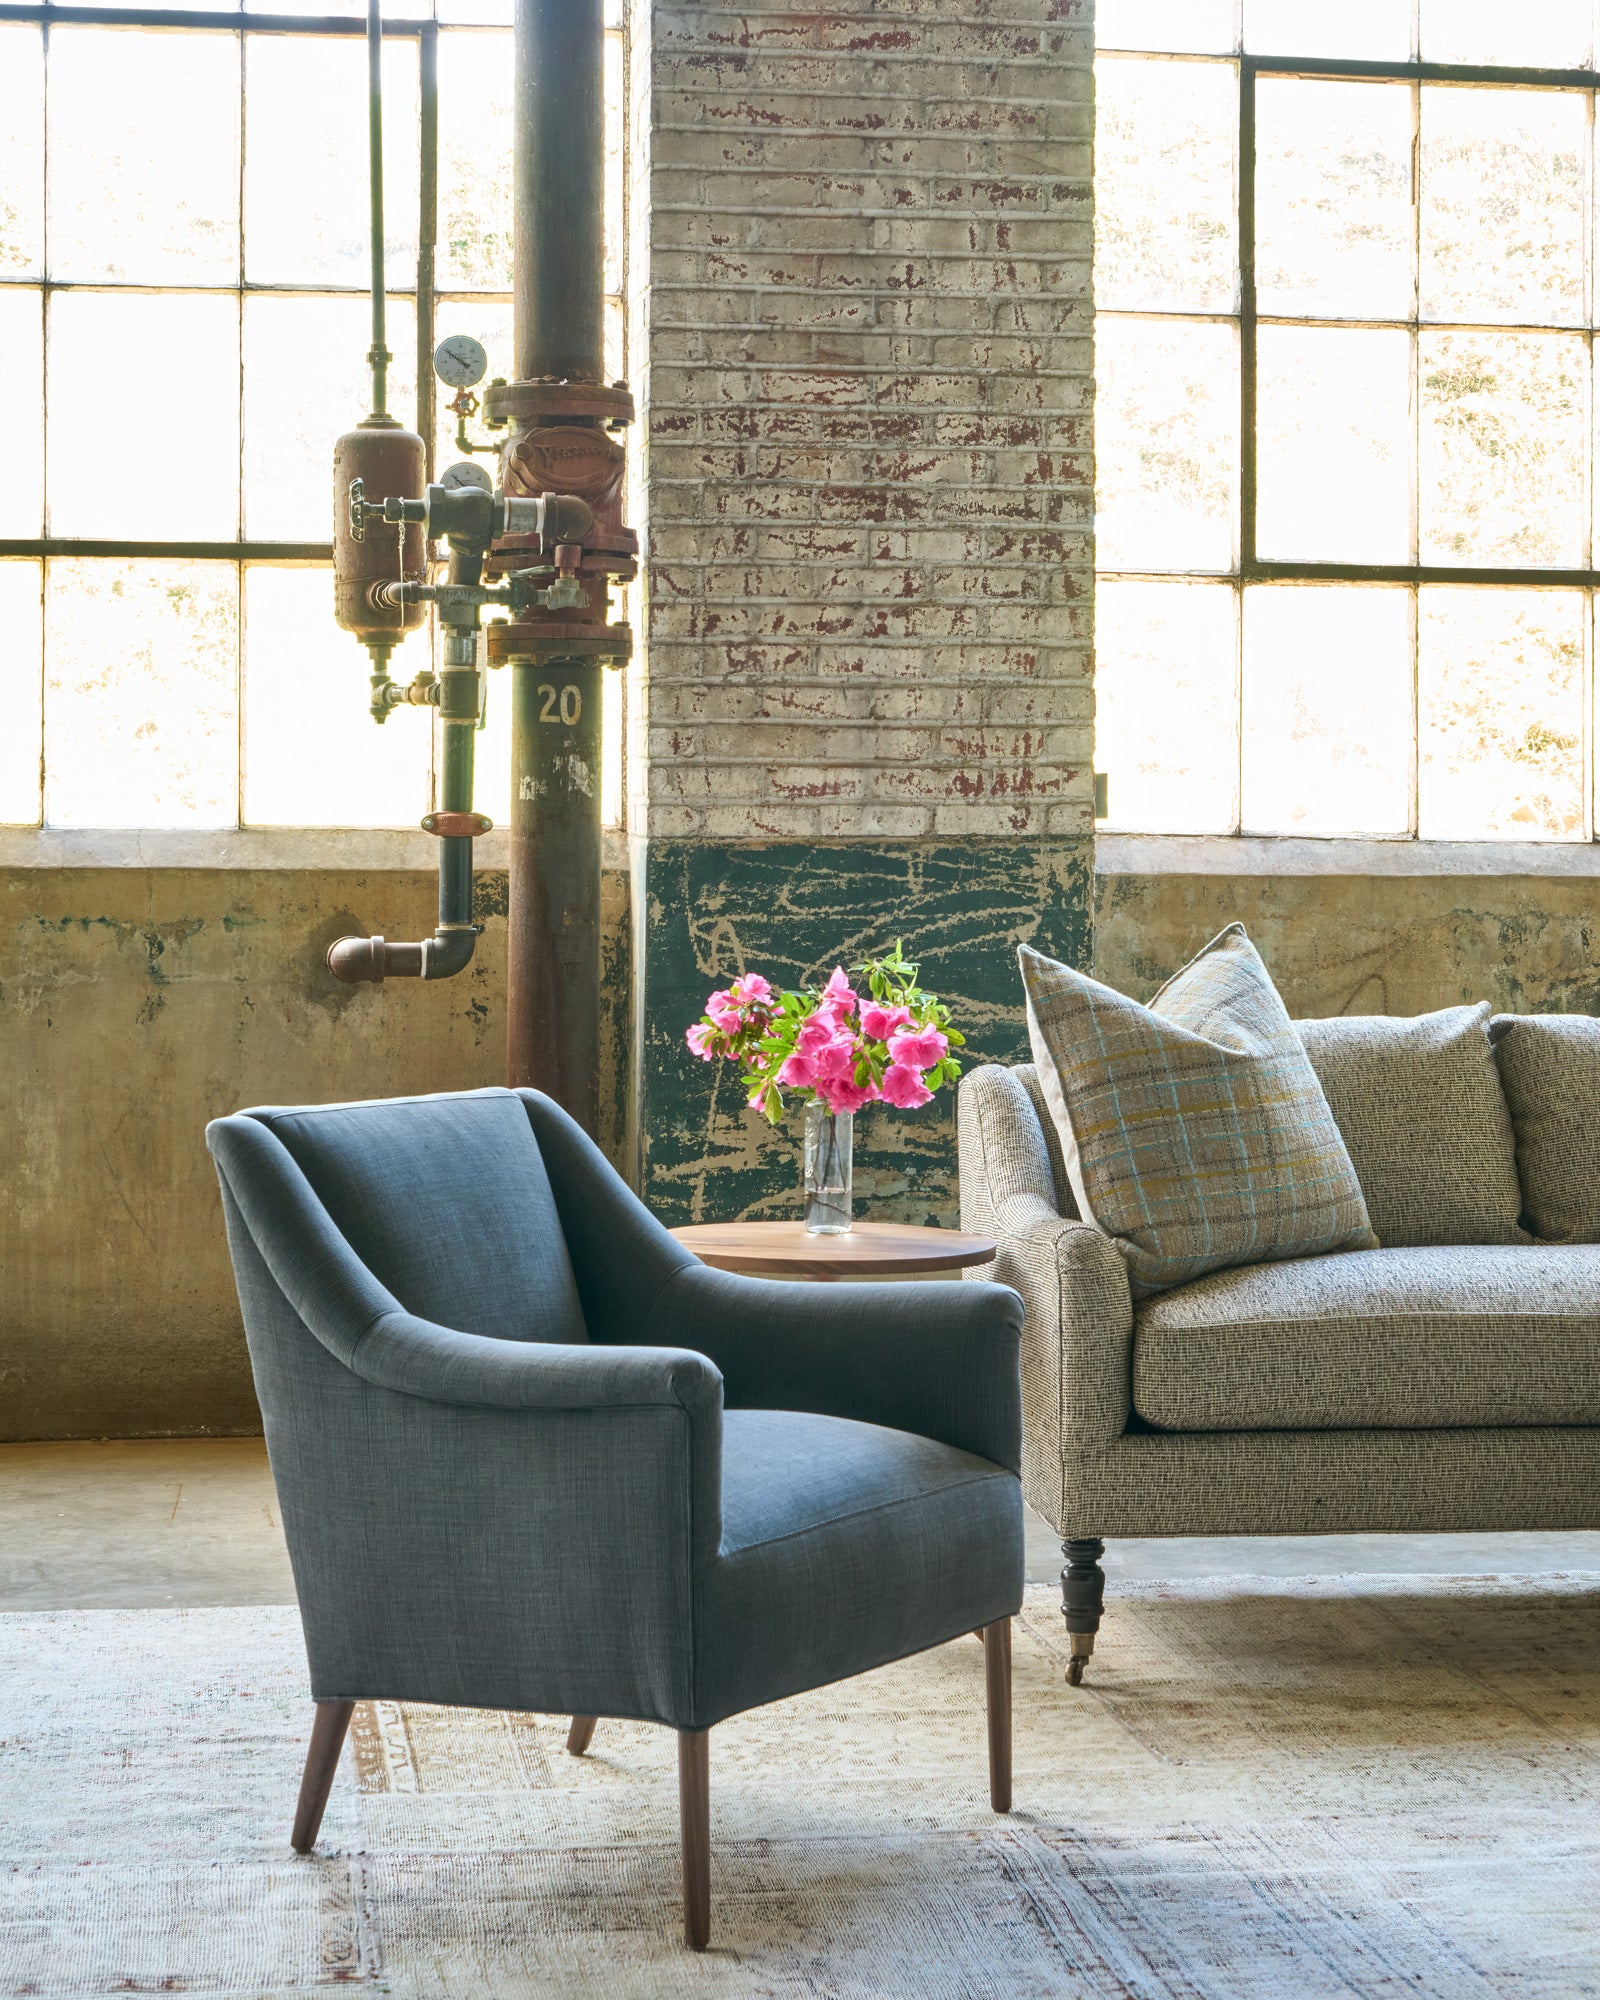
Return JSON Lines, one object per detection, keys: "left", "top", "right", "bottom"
{"left": 628, "top": 0, "right": 1098, "bottom": 1224}
{"left": 1096, "top": 870, "right": 1600, "bottom": 1019}
{"left": 2, "top": 865, "right": 630, "bottom": 1441}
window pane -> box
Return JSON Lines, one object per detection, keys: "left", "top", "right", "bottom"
{"left": 1419, "top": 331, "right": 1586, "bottom": 568}
{"left": 1242, "top": 586, "right": 1412, "bottom": 834}
{"left": 1418, "top": 588, "right": 1585, "bottom": 839}
{"left": 1096, "top": 1, "right": 1235, "bottom": 53}
{"left": 242, "top": 568, "right": 432, "bottom": 826}
{"left": 1420, "top": 0, "right": 1590, "bottom": 67}
{"left": 245, "top": 295, "right": 418, "bottom": 541}
{"left": 1421, "top": 87, "right": 1585, "bottom": 327}
{"left": 439, "top": 31, "right": 513, "bottom": 289}
{"left": 1094, "top": 57, "right": 1237, "bottom": 314}
{"left": 0, "top": 25, "right": 43, "bottom": 277}
{"left": 433, "top": 297, "right": 513, "bottom": 465}
{"left": 1095, "top": 580, "right": 1237, "bottom": 831}
{"left": 437, "top": 0, "right": 513, "bottom": 19}
{"left": 1246, "top": 0, "right": 1411, "bottom": 59}
{"left": 47, "top": 29, "right": 239, "bottom": 284}
{"left": 48, "top": 294, "right": 240, "bottom": 540}
{"left": 45, "top": 560, "right": 239, "bottom": 829}
{"left": 605, "top": 295, "right": 626, "bottom": 384}
{"left": 0, "top": 289, "right": 43, "bottom": 539}
{"left": 1256, "top": 80, "right": 1413, "bottom": 320}
{"left": 245, "top": 36, "right": 419, "bottom": 286}
{"left": 1096, "top": 317, "right": 1238, "bottom": 572}
{"left": 0, "top": 561, "right": 43, "bottom": 826}
{"left": 1257, "top": 327, "right": 1411, "bottom": 564}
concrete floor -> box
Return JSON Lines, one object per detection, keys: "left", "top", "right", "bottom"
{"left": 2, "top": 1439, "right": 1597, "bottom": 1612}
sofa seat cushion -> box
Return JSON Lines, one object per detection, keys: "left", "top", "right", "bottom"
{"left": 1132, "top": 1246, "right": 1600, "bottom": 1432}
{"left": 702, "top": 1410, "right": 1021, "bottom": 1724}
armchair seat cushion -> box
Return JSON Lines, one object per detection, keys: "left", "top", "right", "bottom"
{"left": 700, "top": 1410, "right": 1021, "bottom": 1727}
{"left": 1132, "top": 1245, "right": 1600, "bottom": 1433}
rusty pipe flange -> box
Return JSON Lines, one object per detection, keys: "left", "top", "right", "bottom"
{"left": 484, "top": 381, "right": 635, "bottom": 427}
{"left": 485, "top": 619, "right": 633, "bottom": 666}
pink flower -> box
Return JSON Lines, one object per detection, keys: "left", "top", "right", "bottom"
{"left": 860, "top": 1001, "right": 913, "bottom": 1041}
{"left": 795, "top": 1010, "right": 838, "bottom": 1056}
{"left": 730, "top": 973, "right": 773, "bottom": 1007}
{"left": 776, "top": 1051, "right": 817, "bottom": 1088}
{"left": 705, "top": 989, "right": 741, "bottom": 1031}
{"left": 822, "top": 967, "right": 859, "bottom": 1017}
{"left": 812, "top": 1035, "right": 858, "bottom": 1082}
{"left": 817, "top": 1074, "right": 879, "bottom": 1115}
{"left": 880, "top": 1062, "right": 934, "bottom": 1109}
{"left": 686, "top": 1022, "right": 716, "bottom": 1061}
{"left": 888, "top": 1024, "right": 949, "bottom": 1071}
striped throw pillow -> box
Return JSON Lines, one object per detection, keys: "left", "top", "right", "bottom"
{"left": 1020, "top": 926, "right": 1376, "bottom": 1297}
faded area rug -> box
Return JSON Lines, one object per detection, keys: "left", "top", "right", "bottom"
{"left": 3, "top": 1576, "right": 1598, "bottom": 1998}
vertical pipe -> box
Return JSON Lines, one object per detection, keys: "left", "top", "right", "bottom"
{"left": 366, "top": 0, "right": 390, "bottom": 419}
{"left": 507, "top": 0, "right": 608, "bottom": 1128}
{"left": 417, "top": 21, "right": 438, "bottom": 483}
{"left": 512, "top": 0, "right": 606, "bottom": 384}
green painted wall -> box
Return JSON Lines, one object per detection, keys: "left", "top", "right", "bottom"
{"left": 634, "top": 838, "right": 1095, "bottom": 1226}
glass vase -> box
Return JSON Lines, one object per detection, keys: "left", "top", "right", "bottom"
{"left": 802, "top": 1101, "right": 854, "bottom": 1235}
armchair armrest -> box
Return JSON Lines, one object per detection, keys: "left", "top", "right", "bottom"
{"left": 958, "top": 1066, "right": 1134, "bottom": 1496}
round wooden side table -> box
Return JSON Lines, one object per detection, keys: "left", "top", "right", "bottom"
{"left": 668, "top": 1218, "right": 997, "bottom": 1283}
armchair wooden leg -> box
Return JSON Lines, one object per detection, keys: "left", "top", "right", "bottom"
{"left": 290, "top": 1699, "right": 355, "bottom": 1853}
{"left": 1062, "top": 1537, "right": 1106, "bottom": 1686}
{"left": 678, "top": 1728, "right": 711, "bottom": 1951}
{"left": 566, "top": 1716, "right": 597, "bottom": 1756}
{"left": 982, "top": 1618, "right": 1012, "bottom": 1813}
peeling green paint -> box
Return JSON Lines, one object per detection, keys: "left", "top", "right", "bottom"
{"left": 636, "top": 839, "right": 1094, "bottom": 1227}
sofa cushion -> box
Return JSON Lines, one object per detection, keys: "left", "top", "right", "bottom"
{"left": 1491, "top": 1014, "right": 1600, "bottom": 1243}
{"left": 1020, "top": 925, "right": 1375, "bottom": 1298}
{"left": 1132, "top": 1245, "right": 1600, "bottom": 1431}
{"left": 1296, "top": 1006, "right": 1527, "bottom": 1248}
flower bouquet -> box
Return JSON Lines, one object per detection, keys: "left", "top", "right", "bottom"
{"left": 686, "top": 942, "right": 965, "bottom": 1234}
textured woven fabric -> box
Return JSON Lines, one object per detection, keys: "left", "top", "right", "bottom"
{"left": 208, "top": 1088, "right": 1024, "bottom": 1732}
{"left": 958, "top": 1063, "right": 1134, "bottom": 1485}
{"left": 1297, "top": 1006, "right": 1527, "bottom": 1248}
{"left": 1132, "top": 1244, "right": 1600, "bottom": 1432}
{"left": 1020, "top": 927, "right": 1375, "bottom": 1297}
{"left": 1491, "top": 1013, "right": 1600, "bottom": 1243}
{"left": 1057, "top": 1424, "right": 1600, "bottom": 1538}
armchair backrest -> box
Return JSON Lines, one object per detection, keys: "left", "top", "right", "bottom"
{"left": 224, "top": 1089, "right": 586, "bottom": 1344}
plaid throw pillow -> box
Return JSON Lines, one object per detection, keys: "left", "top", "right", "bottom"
{"left": 1019, "top": 925, "right": 1376, "bottom": 1297}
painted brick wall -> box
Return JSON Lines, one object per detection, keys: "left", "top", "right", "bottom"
{"left": 628, "top": 0, "right": 1095, "bottom": 843}
{"left": 625, "top": 0, "right": 1096, "bottom": 1222}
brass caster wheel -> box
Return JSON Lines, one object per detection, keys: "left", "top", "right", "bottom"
{"left": 1066, "top": 1656, "right": 1085, "bottom": 1686}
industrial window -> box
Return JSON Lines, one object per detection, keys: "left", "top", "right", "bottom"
{"left": 1095, "top": 0, "right": 1600, "bottom": 842}
{"left": 0, "top": 0, "right": 625, "bottom": 834}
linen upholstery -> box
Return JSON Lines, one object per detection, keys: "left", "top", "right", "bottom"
{"left": 1133, "top": 1244, "right": 1600, "bottom": 1431}
{"left": 208, "top": 1087, "right": 1024, "bottom": 1733}
{"left": 1297, "top": 1006, "right": 1527, "bottom": 1248}
{"left": 1491, "top": 1013, "right": 1600, "bottom": 1243}
{"left": 1019, "top": 927, "right": 1375, "bottom": 1298}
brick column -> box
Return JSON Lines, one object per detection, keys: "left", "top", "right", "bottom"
{"left": 627, "top": 0, "right": 1094, "bottom": 1222}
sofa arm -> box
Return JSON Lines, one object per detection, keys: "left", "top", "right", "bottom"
{"left": 958, "top": 1066, "right": 1134, "bottom": 1507}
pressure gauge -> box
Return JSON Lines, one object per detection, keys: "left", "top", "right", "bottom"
{"left": 440, "top": 461, "right": 493, "bottom": 494}
{"left": 434, "top": 335, "right": 488, "bottom": 390}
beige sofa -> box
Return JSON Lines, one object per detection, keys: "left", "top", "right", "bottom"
{"left": 958, "top": 1006, "right": 1600, "bottom": 1682}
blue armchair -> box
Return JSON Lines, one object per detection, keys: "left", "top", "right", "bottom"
{"left": 207, "top": 1087, "right": 1024, "bottom": 1949}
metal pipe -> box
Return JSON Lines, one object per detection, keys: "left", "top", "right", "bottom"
{"left": 365, "top": 0, "right": 390, "bottom": 419}
{"left": 513, "top": 0, "right": 605, "bottom": 384}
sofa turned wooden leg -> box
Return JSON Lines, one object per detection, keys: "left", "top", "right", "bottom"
{"left": 290, "top": 1700, "right": 355, "bottom": 1853}
{"left": 1061, "top": 1538, "right": 1106, "bottom": 1686}
{"left": 678, "top": 1729, "right": 711, "bottom": 1951}
{"left": 566, "top": 1716, "right": 597, "bottom": 1756}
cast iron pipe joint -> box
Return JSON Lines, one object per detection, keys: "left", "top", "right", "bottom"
{"left": 327, "top": 924, "right": 480, "bottom": 984}
{"left": 376, "top": 485, "right": 594, "bottom": 555}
